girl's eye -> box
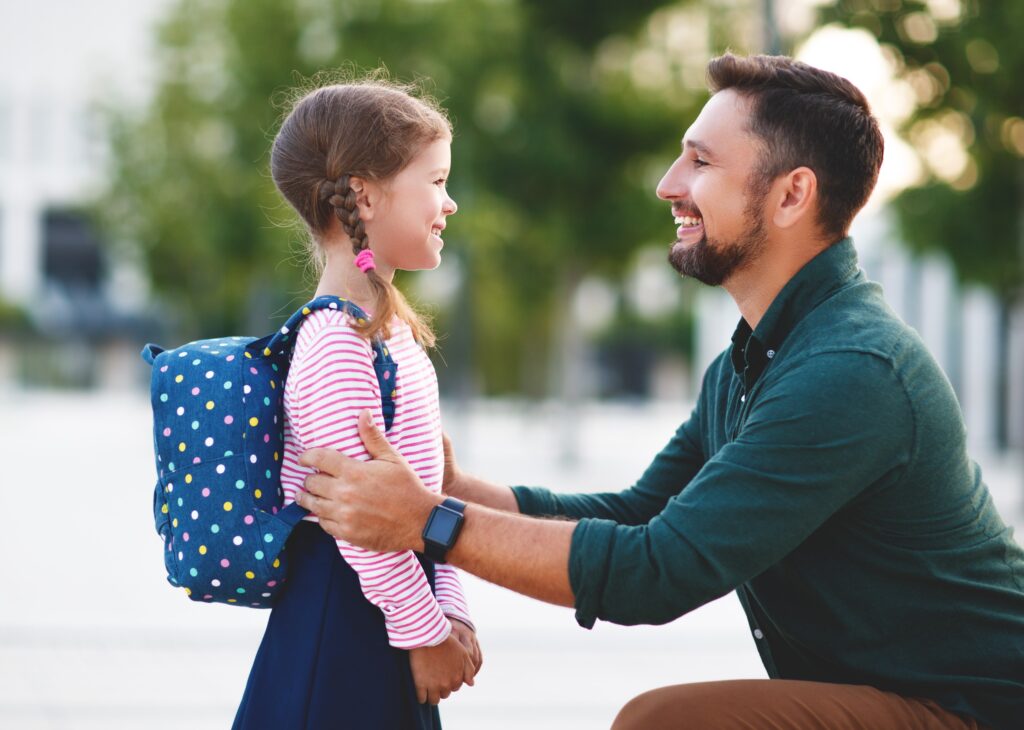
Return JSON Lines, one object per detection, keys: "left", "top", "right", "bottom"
{"left": 434, "top": 178, "right": 447, "bottom": 186}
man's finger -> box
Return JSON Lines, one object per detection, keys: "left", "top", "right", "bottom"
{"left": 356, "top": 409, "right": 399, "bottom": 461}
{"left": 298, "top": 447, "right": 353, "bottom": 475}
{"left": 416, "top": 685, "right": 427, "bottom": 705}
{"left": 317, "top": 517, "right": 343, "bottom": 540}
{"left": 301, "top": 472, "right": 335, "bottom": 499}
{"left": 294, "top": 490, "right": 315, "bottom": 512}
{"left": 441, "top": 433, "right": 455, "bottom": 468}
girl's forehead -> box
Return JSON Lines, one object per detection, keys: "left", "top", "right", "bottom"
{"left": 410, "top": 138, "right": 452, "bottom": 168}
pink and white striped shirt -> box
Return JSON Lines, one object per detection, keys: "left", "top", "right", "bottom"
{"left": 280, "top": 307, "right": 473, "bottom": 649}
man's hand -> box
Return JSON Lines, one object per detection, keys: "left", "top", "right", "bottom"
{"left": 408, "top": 631, "right": 476, "bottom": 705}
{"left": 440, "top": 432, "right": 521, "bottom": 512}
{"left": 296, "top": 410, "right": 441, "bottom": 552}
{"left": 441, "top": 432, "right": 468, "bottom": 500}
{"left": 449, "top": 618, "right": 483, "bottom": 676}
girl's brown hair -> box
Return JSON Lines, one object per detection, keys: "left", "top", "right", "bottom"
{"left": 271, "top": 77, "right": 451, "bottom": 346}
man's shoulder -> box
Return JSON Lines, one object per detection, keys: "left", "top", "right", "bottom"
{"left": 778, "top": 281, "right": 959, "bottom": 417}
{"left": 788, "top": 279, "right": 929, "bottom": 367}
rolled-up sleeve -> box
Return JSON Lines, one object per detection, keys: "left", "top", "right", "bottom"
{"left": 567, "top": 352, "right": 913, "bottom": 629}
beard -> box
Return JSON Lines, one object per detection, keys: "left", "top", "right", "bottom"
{"left": 668, "top": 187, "right": 769, "bottom": 286}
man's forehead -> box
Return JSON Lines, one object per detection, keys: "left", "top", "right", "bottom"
{"left": 681, "top": 91, "right": 755, "bottom": 153}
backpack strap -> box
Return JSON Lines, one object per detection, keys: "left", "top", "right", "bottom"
{"left": 258, "top": 296, "right": 398, "bottom": 432}
{"left": 141, "top": 343, "right": 164, "bottom": 365}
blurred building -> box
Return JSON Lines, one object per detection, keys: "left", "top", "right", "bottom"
{"left": 0, "top": 1, "right": 170, "bottom": 388}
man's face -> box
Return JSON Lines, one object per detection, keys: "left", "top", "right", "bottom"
{"left": 656, "top": 89, "right": 770, "bottom": 286}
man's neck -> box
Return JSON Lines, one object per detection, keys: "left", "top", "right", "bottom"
{"left": 724, "top": 236, "right": 827, "bottom": 330}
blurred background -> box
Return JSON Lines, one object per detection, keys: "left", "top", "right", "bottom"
{"left": 1, "top": 0, "right": 1021, "bottom": 728}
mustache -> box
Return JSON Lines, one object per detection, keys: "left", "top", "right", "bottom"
{"left": 672, "top": 204, "right": 702, "bottom": 218}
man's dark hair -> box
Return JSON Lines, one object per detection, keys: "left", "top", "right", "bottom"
{"left": 706, "top": 53, "right": 884, "bottom": 241}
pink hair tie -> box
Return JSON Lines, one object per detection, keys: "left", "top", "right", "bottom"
{"left": 355, "top": 249, "right": 376, "bottom": 273}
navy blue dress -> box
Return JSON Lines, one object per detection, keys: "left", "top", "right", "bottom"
{"left": 233, "top": 521, "right": 443, "bottom": 730}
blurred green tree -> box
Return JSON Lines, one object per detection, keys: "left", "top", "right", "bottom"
{"left": 823, "top": 0, "right": 1023, "bottom": 299}
{"left": 823, "top": 0, "right": 1023, "bottom": 447}
{"left": 98, "top": 0, "right": 707, "bottom": 396}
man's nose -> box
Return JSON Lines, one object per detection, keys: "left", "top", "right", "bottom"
{"left": 656, "top": 157, "right": 687, "bottom": 201}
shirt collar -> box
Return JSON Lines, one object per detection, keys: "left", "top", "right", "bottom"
{"left": 730, "top": 237, "right": 861, "bottom": 387}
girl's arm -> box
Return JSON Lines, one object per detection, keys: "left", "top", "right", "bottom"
{"left": 433, "top": 564, "right": 473, "bottom": 630}
{"left": 290, "top": 315, "right": 451, "bottom": 649}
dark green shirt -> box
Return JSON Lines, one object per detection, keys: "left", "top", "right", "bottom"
{"left": 513, "top": 239, "right": 1024, "bottom": 729}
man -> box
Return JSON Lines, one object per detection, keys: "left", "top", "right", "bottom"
{"left": 295, "top": 54, "right": 1024, "bottom": 729}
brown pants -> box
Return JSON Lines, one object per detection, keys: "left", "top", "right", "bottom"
{"left": 610, "top": 679, "right": 983, "bottom": 730}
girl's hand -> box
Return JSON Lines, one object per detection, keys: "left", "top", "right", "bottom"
{"left": 449, "top": 618, "right": 483, "bottom": 676}
{"left": 408, "top": 631, "right": 475, "bottom": 705}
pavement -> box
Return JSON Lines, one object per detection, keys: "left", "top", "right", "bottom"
{"left": 1, "top": 391, "right": 1021, "bottom": 730}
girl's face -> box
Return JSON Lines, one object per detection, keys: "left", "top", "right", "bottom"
{"left": 367, "top": 137, "right": 457, "bottom": 272}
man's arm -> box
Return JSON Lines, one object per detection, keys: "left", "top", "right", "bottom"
{"left": 300, "top": 351, "right": 913, "bottom": 630}
{"left": 440, "top": 433, "right": 521, "bottom": 513}
{"left": 298, "top": 411, "right": 575, "bottom": 606}
{"left": 441, "top": 406, "right": 707, "bottom": 527}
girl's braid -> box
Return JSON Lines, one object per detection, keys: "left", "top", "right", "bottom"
{"left": 320, "top": 175, "right": 368, "bottom": 253}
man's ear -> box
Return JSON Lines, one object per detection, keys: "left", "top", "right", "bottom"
{"left": 771, "top": 166, "right": 818, "bottom": 230}
{"left": 349, "top": 177, "right": 383, "bottom": 222}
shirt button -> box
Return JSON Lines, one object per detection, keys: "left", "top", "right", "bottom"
{"left": 753, "top": 629, "right": 764, "bottom": 640}
{"left": 740, "top": 394, "right": 746, "bottom": 403}
{"left": 766, "top": 350, "right": 775, "bottom": 359}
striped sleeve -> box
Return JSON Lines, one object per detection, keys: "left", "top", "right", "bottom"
{"left": 291, "top": 319, "right": 452, "bottom": 649}
{"left": 434, "top": 563, "right": 474, "bottom": 631}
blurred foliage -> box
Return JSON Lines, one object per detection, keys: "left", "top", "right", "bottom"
{"left": 96, "top": 0, "right": 717, "bottom": 396}
{"left": 0, "top": 295, "right": 31, "bottom": 336}
{"left": 823, "top": 0, "right": 1024, "bottom": 301}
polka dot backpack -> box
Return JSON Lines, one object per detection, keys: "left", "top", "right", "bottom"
{"left": 141, "top": 296, "right": 396, "bottom": 607}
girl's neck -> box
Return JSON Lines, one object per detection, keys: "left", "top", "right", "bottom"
{"left": 313, "top": 238, "right": 395, "bottom": 313}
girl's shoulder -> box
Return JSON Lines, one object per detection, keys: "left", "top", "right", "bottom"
{"left": 293, "top": 307, "right": 373, "bottom": 358}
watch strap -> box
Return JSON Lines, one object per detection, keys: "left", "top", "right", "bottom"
{"left": 422, "top": 497, "right": 466, "bottom": 563}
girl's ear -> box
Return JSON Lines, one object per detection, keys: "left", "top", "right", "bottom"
{"left": 350, "top": 176, "right": 383, "bottom": 222}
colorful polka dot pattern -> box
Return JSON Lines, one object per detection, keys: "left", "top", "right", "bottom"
{"left": 142, "top": 296, "right": 396, "bottom": 608}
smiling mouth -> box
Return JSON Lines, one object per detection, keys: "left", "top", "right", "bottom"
{"left": 673, "top": 213, "right": 704, "bottom": 243}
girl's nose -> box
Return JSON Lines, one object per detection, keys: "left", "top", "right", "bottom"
{"left": 444, "top": 195, "right": 458, "bottom": 215}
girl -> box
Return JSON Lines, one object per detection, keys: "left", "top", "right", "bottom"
{"left": 234, "top": 79, "right": 481, "bottom": 730}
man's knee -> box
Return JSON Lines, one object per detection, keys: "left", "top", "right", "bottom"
{"left": 611, "top": 689, "right": 662, "bottom": 730}
{"left": 611, "top": 682, "right": 738, "bottom": 730}
{"left": 611, "top": 685, "right": 700, "bottom": 730}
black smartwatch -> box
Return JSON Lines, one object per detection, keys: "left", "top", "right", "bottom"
{"left": 421, "top": 497, "right": 466, "bottom": 563}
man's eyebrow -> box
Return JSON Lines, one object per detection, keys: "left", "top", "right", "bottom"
{"left": 682, "top": 139, "right": 713, "bottom": 157}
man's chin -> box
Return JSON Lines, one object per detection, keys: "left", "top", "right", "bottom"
{"left": 669, "top": 238, "right": 712, "bottom": 282}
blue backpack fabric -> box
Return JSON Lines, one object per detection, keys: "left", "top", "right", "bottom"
{"left": 142, "top": 296, "right": 396, "bottom": 607}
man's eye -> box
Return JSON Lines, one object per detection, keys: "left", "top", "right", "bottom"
{"left": 693, "top": 157, "right": 708, "bottom": 168}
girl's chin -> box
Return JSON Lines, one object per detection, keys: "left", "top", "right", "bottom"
{"left": 395, "top": 253, "right": 442, "bottom": 272}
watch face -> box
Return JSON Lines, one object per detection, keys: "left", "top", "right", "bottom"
{"left": 425, "top": 508, "right": 462, "bottom": 543}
